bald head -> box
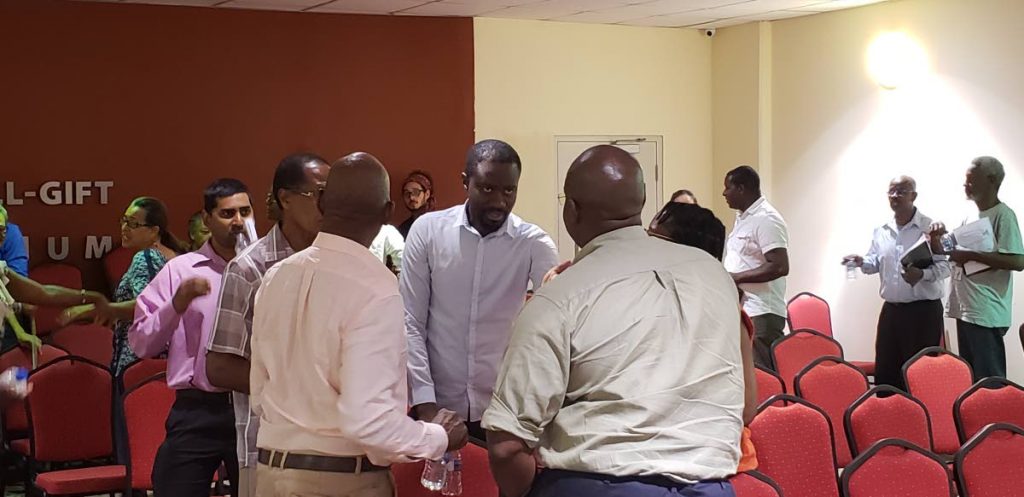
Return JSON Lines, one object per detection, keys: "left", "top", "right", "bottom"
{"left": 321, "top": 152, "right": 394, "bottom": 247}
{"left": 890, "top": 175, "right": 916, "bottom": 192}
{"left": 563, "top": 145, "right": 645, "bottom": 247}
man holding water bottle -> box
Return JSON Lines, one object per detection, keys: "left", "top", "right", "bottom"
{"left": 843, "top": 176, "right": 949, "bottom": 390}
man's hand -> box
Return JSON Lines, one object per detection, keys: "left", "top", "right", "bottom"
{"left": 842, "top": 255, "right": 864, "bottom": 267}
{"left": 928, "top": 222, "right": 948, "bottom": 239}
{"left": 542, "top": 260, "right": 573, "bottom": 285}
{"left": 172, "top": 278, "right": 211, "bottom": 313}
{"left": 950, "top": 250, "right": 975, "bottom": 266}
{"left": 902, "top": 265, "right": 924, "bottom": 286}
{"left": 414, "top": 402, "right": 440, "bottom": 424}
{"left": 431, "top": 408, "right": 469, "bottom": 452}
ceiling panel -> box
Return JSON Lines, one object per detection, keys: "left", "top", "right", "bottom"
{"left": 310, "top": 0, "right": 427, "bottom": 14}
{"left": 218, "top": 0, "right": 328, "bottom": 11}
{"left": 396, "top": 1, "right": 505, "bottom": 16}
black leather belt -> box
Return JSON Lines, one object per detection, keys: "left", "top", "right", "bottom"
{"left": 257, "top": 449, "right": 389, "bottom": 473}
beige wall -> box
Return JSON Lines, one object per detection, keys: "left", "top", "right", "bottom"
{"left": 764, "top": 0, "right": 1024, "bottom": 382}
{"left": 474, "top": 17, "right": 712, "bottom": 237}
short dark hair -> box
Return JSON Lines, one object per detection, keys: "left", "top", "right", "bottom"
{"left": 464, "top": 139, "right": 521, "bottom": 177}
{"left": 671, "top": 189, "right": 697, "bottom": 203}
{"left": 726, "top": 165, "right": 760, "bottom": 193}
{"left": 203, "top": 178, "right": 250, "bottom": 213}
{"left": 273, "top": 153, "right": 328, "bottom": 208}
{"left": 651, "top": 202, "right": 725, "bottom": 261}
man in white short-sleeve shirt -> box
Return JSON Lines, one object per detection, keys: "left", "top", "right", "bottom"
{"left": 723, "top": 165, "right": 790, "bottom": 369}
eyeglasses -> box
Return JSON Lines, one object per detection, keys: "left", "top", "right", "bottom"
{"left": 292, "top": 184, "right": 326, "bottom": 200}
{"left": 402, "top": 188, "right": 426, "bottom": 197}
{"left": 557, "top": 194, "right": 567, "bottom": 206}
{"left": 888, "top": 189, "right": 915, "bottom": 198}
{"left": 120, "top": 217, "right": 152, "bottom": 229}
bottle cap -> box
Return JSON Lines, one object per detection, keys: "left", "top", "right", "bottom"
{"left": 14, "top": 367, "right": 28, "bottom": 380}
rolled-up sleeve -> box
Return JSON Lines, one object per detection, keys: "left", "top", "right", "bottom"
{"left": 481, "top": 296, "right": 569, "bottom": 447}
{"left": 208, "top": 260, "right": 258, "bottom": 358}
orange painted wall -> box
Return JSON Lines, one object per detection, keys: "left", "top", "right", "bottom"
{"left": 0, "top": 0, "right": 474, "bottom": 290}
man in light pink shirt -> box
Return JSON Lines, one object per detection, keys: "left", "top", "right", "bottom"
{"left": 250, "top": 153, "right": 467, "bottom": 497}
{"left": 131, "top": 178, "right": 253, "bottom": 497}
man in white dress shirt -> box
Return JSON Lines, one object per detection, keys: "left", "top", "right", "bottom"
{"left": 723, "top": 165, "right": 790, "bottom": 369}
{"left": 843, "top": 176, "right": 950, "bottom": 390}
{"left": 401, "top": 139, "right": 559, "bottom": 440}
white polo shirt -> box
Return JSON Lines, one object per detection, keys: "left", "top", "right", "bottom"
{"left": 724, "top": 197, "right": 789, "bottom": 318}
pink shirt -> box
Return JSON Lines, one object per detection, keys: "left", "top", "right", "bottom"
{"left": 129, "top": 242, "right": 227, "bottom": 392}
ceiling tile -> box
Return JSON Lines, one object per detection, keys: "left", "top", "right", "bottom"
{"left": 396, "top": 1, "right": 504, "bottom": 16}
{"left": 310, "top": 0, "right": 426, "bottom": 14}
{"left": 622, "top": 11, "right": 719, "bottom": 27}
{"left": 484, "top": 0, "right": 583, "bottom": 19}
{"left": 219, "top": 0, "right": 328, "bottom": 11}
{"left": 790, "top": 0, "right": 884, "bottom": 11}
{"left": 121, "top": 0, "right": 223, "bottom": 6}
{"left": 702, "top": 0, "right": 825, "bottom": 16}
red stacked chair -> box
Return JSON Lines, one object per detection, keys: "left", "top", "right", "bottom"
{"left": 755, "top": 366, "right": 785, "bottom": 406}
{"left": 770, "top": 329, "right": 843, "bottom": 393}
{"left": 902, "top": 347, "right": 973, "bottom": 455}
{"left": 786, "top": 291, "right": 875, "bottom": 376}
{"left": 24, "top": 356, "right": 126, "bottom": 495}
{"left": 48, "top": 323, "right": 114, "bottom": 367}
{"left": 121, "top": 357, "right": 168, "bottom": 391}
{"left": 844, "top": 385, "right": 934, "bottom": 458}
{"left": 749, "top": 395, "right": 840, "bottom": 497}
{"left": 954, "top": 377, "right": 1024, "bottom": 444}
{"left": 122, "top": 373, "right": 175, "bottom": 495}
{"left": 794, "top": 356, "right": 870, "bottom": 467}
{"left": 954, "top": 423, "right": 1024, "bottom": 497}
{"left": 729, "top": 470, "right": 783, "bottom": 497}
{"left": 27, "top": 263, "right": 83, "bottom": 336}
{"left": 842, "top": 439, "right": 954, "bottom": 497}
{"left": 0, "top": 344, "right": 68, "bottom": 456}
{"left": 392, "top": 443, "right": 498, "bottom": 497}
{"left": 102, "top": 245, "right": 134, "bottom": 293}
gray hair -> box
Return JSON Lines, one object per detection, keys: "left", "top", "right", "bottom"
{"left": 972, "top": 156, "right": 1006, "bottom": 187}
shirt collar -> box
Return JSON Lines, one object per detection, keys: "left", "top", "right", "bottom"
{"left": 886, "top": 208, "right": 923, "bottom": 232}
{"left": 266, "top": 223, "right": 294, "bottom": 256}
{"left": 574, "top": 225, "right": 648, "bottom": 263}
{"left": 193, "top": 240, "right": 229, "bottom": 270}
{"left": 454, "top": 202, "right": 514, "bottom": 238}
{"left": 738, "top": 197, "right": 767, "bottom": 220}
{"left": 312, "top": 231, "right": 374, "bottom": 258}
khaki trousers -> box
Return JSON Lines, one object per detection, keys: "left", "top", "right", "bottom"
{"left": 255, "top": 463, "right": 395, "bottom": 497}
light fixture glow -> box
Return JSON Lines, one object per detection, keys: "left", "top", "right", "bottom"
{"left": 867, "top": 32, "right": 929, "bottom": 89}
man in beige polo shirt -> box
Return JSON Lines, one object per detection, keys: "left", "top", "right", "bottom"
{"left": 250, "top": 152, "right": 468, "bottom": 497}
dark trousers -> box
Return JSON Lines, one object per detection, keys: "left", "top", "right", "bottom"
{"left": 875, "top": 300, "right": 944, "bottom": 391}
{"left": 529, "top": 469, "right": 735, "bottom": 497}
{"left": 957, "top": 320, "right": 1008, "bottom": 380}
{"left": 466, "top": 420, "right": 486, "bottom": 446}
{"left": 153, "top": 390, "right": 239, "bottom": 497}
{"left": 751, "top": 313, "right": 786, "bottom": 370}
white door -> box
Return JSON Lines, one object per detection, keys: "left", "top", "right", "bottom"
{"left": 554, "top": 136, "right": 662, "bottom": 261}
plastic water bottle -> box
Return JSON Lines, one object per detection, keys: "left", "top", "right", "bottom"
{"left": 940, "top": 233, "right": 957, "bottom": 253}
{"left": 845, "top": 261, "right": 858, "bottom": 280}
{"left": 441, "top": 450, "right": 462, "bottom": 496}
{"left": 0, "top": 367, "right": 29, "bottom": 397}
{"left": 420, "top": 452, "right": 450, "bottom": 491}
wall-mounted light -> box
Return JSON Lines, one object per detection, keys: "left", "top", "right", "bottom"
{"left": 867, "top": 32, "right": 929, "bottom": 89}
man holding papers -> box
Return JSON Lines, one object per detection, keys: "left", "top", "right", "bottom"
{"left": 930, "top": 156, "right": 1024, "bottom": 379}
{"left": 844, "top": 176, "right": 949, "bottom": 390}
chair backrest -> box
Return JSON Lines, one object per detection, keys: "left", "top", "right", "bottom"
{"left": 0, "top": 344, "right": 68, "bottom": 433}
{"left": 794, "top": 356, "right": 869, "bottom": 467}
{"left": 954, "top": 377, "right": 1024, "bottom": 444}
{"left": 903, "top": 347, "right": 974, "bottom": 454}
{"left": 771, "top": 329, "right": 843, "bottom": 393}
{"left": 25, "top": 355, "right": 113, "bottom": 462}
{"left": 48, "top": 323, "right": 114, "bottom": 367}
{"left": 755, "top": 366, "right": 785, "bottom": 406}
{"left": 787, "top": 292, "right": 833, "bottom": 337}
{"left": 123, "top": 373, "right": 174, "bottom": 491}
{"left": 28, "top": 263, "right": 84, "bottom": 335}
{"left": 749, "top": 394, "right": 840, "bottom": 497}
{"left": 729, "top": 471, "right": 784, "bottom": 497}
{"left": 954, "top": 423, "right": 1024, "bottom": 497}
{"left": 391, "top": 444, "right": 498, "bottom": 497}
{"left": 842, "top": 439, "right": 954, "bottom": 497}
{"left": 844, "top": 385, "right": 933, "bottom": 457}
{"left": 103, "top": 245, "right": 134, "bottom": 293}
{"left": 121, "top": 358, "right": 167, "bottom": 391}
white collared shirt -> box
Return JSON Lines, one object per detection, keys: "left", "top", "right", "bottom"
{"left": 724, "top": 197, "right": 789, "bottom": 317}
{"left": 369, "top": 224, "right": 404, "bottom": 269}
{"left": 400, "top": 203, "right": 559, "bottom": 422}
{"left": 861, "top": 209, "right": 950, "bottom": 303}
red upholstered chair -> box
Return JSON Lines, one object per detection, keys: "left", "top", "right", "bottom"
{"left": 954, "top": 423, "right": 1024, "bottom": 497}
{"left": 903, "top": 347, "right": 973, "bottom": 454}
{"left": 0, "top": 344, "right": 68, "bottom": 446}
{"left": 123, "top": 373, "right": 174, "bottom": 495}
{"left": 392, "top": 443, "right": 498, "bottom": 497}
{"left": 786, "top": 292, "right": 876, "bottom": 376}
{"left": 121, "top": 358, "right": 167, "bottom": 391}
{"left": 749, "top": 394, "right": 840, "bottom": 497}
{"left": 28, "top": 263, "right": 83, "bottom": 336}
{"left": 102, "top": 245, "right": 134, "bottom": 293}
{"left": 844, "top": 385, "right": 933, "bottom": 458}
{"left": 24, "top": 356, "right": 126, "bottom": 495}
{"left": 841, "top": 439, "right": 955, "bottom": 497}
{"left": 48, "top": 323, "right": 114, "bottom": 367}
{"left": 770, "top": 329, "right": 843, "bottom": 393}
{"left": 794, "top": 356, "right": 869, "bottom": 467}
{"left": 954, "top": 377, "right": 1024, "bottom": 444}
{"left": 755, "top": 366, "right": 785, "bottom": 406}
{"left": 729, "top": 470, "right": 783, "bottom": 497}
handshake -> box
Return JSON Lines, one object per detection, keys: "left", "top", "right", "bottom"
{"left": 418, "top": 403, "right": 470, "bottom": 452}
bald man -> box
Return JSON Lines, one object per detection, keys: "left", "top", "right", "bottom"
{"left": 483, "top": 145, "right": 744, "bottom": 497}
{"left": 250, "top": 153, "right": 467, "bottom": 497}
{"left": 843, "top": 176, "right": 950, "bottom": 390}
